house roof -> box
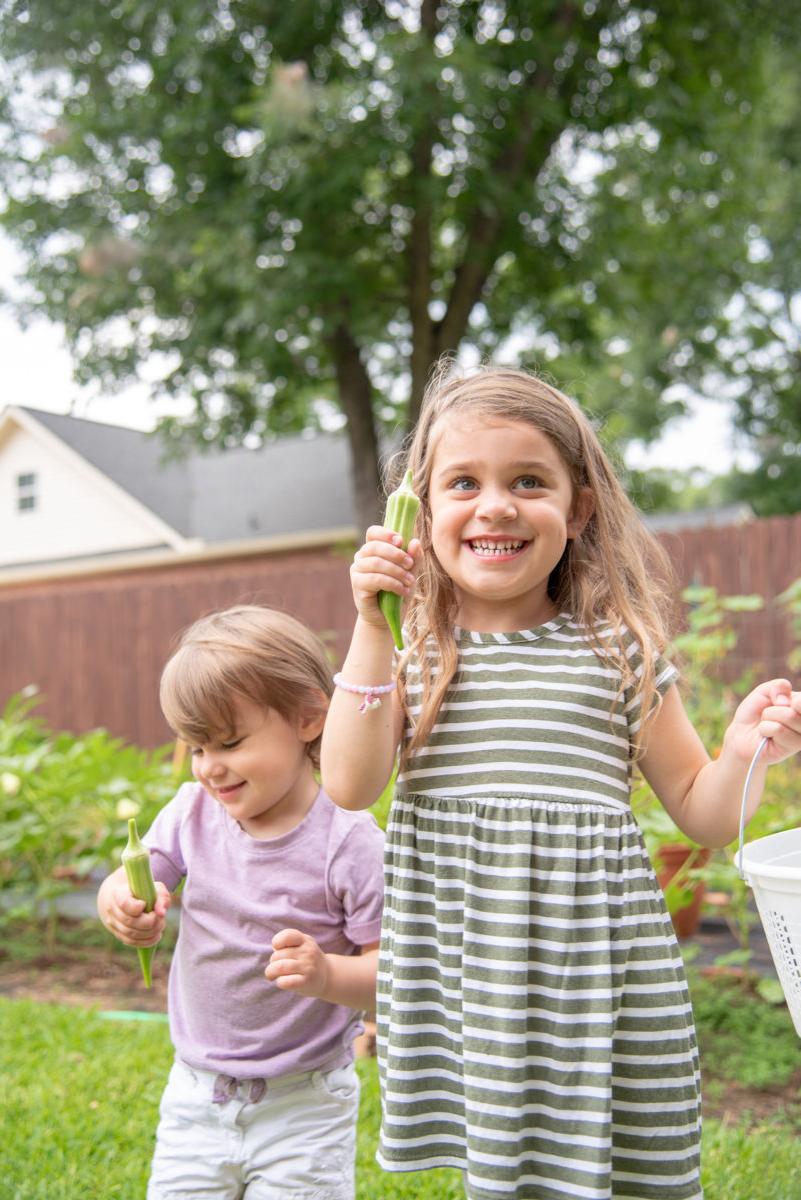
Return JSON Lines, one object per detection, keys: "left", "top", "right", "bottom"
{"left": 18, "top": 408, "right": 359, "bottom": 542}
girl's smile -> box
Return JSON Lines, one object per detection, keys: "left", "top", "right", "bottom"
{"left": 428, "top": 415, "right": 592, "bottom": 631}
{"left": 466, "top": 536, "right": 529, "bottom": 560}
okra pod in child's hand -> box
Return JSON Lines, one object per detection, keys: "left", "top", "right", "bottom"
{"left": 121, "top": 817, "right": 158, "bottom": 988}
{"left": 378, "top": 469, "right": 421, "bottom": 650}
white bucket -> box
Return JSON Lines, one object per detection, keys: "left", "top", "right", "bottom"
{"left": 735, "top": 737, "right": 801, "bottom": 1037}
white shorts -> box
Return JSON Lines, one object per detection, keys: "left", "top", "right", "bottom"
{"left": 147, "top": 1058, "right": 360, "bottom": 1200}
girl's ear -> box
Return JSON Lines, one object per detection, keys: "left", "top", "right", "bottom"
{"left": 296, "top": 690, "right": 328, "bottom": 744}
{"left": 567, "top": 487, "right": 594, "bottom": 539}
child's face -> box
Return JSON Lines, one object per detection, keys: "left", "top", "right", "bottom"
{"left": 189, "top": 696, "right": 323, "bottom": 839}
{"left": 427, "top": 414, "right": 591, "bottom": 631}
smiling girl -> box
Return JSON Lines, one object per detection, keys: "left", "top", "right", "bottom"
{"left": 98, "top": 605, "right": 384, "bottom": 1200}
{"left": 321, "top": 364, "right": 801, "bottom": 1200}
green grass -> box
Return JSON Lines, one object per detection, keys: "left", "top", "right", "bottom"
{"left": 2, "top": 995, "right": 801, "bottom": 1199}
{"left": 690, "top": 969, "right": 801, "bottom": 1089}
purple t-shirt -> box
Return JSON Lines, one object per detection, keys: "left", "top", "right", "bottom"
{"left": 143, "top": 782, "right": 384, "bottom": 1079}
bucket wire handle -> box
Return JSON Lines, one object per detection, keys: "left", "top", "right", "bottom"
{"left": 737, "top": 735, "right": 770, "bottom": 881}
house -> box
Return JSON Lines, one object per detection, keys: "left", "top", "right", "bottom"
{"left": 0, "top": 405, "right": 359, "bottom": 575}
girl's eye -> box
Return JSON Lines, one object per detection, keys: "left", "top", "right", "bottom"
{"left": 515, "top": 475, "right": 542, "bottom": 491}
{"left": 450, "top": 477, "right": 477, "bottom": 492}
{"left": 221, "top": 737, "right": 243, "bottom": 751}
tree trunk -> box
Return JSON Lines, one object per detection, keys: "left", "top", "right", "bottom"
{"left": 328, "top": 324, "right": 383, "bottom": 533}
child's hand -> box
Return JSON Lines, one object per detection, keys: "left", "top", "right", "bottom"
{"left": 350, "top": 526, "right": 421, "bottom": 629}
{"left": 265, "top": 928, "right": 331, "bottom": 998}
{"left": 725, "top": 679, "right": 801, "bottom": 765}
{"left": 98, "top": 870, "right": 171, "bottom": 948}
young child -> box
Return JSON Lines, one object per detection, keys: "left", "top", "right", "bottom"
{"left": 98, "top": 605, "right": 384, "bottom": 1200}
{"left": 321, "top": 365, "right": 801, "bottom": 1200}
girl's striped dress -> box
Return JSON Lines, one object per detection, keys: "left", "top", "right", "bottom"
{"left": 376, "top": 614, "right": 702, "bottom": 1200}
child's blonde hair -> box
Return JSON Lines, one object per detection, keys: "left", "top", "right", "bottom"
{"left": 394, "top": 362, "right": 676, "bottom": 760}
{"left": 160, "top": 605, "right": 332, "bottom": 767}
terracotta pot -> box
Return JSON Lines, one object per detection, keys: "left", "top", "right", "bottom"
{"left": 655, "top": 843, "right": 711, "bottom": 938}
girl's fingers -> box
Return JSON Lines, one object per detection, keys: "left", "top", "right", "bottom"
{"left": 274, "top": 974, "right": 305, "bottom": 990}
{"left": 268, "top": 957, "right": 302, "bottom": 976}
{"left": 271, "top": 927, "right": 304, "bottom": 951}
{"left": 364, "top": 524, "right": 405, "bottom": 544}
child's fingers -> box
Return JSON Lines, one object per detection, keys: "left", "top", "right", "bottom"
{"left": 271, "top": 927, "right": 306, "bottom": 951}
{"left": 154, "top": 882, "right": 172, "bottom": 918}
{"left": 118, "top": 893, "right": 147, "bottom": 918}
{"left": 273, "top": 973, "right": 306, "bottom": 991}
{"left": 352, "top": 551, "right": 415, "bottom": 598}
{"left": 363, "top": 524, "right": 405, "bottom": 545}
{"left": 735, "top": 680, "right": 794, "bottom": 729}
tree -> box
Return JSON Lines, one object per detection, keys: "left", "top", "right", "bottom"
{"left": 1, "top": 1, "right": 799, "bottom": 529}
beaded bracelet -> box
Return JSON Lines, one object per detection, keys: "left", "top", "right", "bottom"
{"left": 333, "top": 672, "right": 396, "bottom": 714}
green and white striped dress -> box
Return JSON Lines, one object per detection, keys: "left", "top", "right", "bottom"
{"left": 376, "top": 614, "right": 702, "bottom": 1200}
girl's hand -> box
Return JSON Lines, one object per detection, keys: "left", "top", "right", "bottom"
{"left": 265, "top": 928, "right": 331, "bottom": 998}
{"left": 98, "top": 874, "right": 171, "bottom": 948}
{"left": 350, "top": 525, "right": 421, "bottom": 629}
{"left": 725, "top": 679, "right": 801, "bottom": 765}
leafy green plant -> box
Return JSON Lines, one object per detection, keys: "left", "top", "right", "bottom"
{"left": 635, "top": 580, "right": 801, "bottom": 962}
{"left": 778, "top": 577, "right": 801, "bottom": 672}
{"left": 0, "top": 693, "right": 179, "bottom": 949}
{"left": 690, "top": 970, "right": 801, "bottom": 1089}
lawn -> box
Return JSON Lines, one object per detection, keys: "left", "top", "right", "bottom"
{"left": 2, "top": 981, "right": 801, "bottom": 1199}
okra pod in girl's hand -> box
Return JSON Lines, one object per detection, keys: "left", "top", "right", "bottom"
{"left": 378, "top": 469, "right": 421, "bottom": 650}
{"left": 121, "top": 817, "right": 158, "bottom": 988}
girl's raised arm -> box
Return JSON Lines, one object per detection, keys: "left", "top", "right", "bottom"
{"left": 640, "top": 679, "right": 801, "bottom": 848}
{"left": 321, "top": 526, "right": 419, "bottom": 810}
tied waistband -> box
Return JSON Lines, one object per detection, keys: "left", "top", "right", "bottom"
{"left": 175, "top": 1060, "right": 320, "bottom": 1106}
{"left": 212, "top": 1075, "right": 267, "bottom": 1105}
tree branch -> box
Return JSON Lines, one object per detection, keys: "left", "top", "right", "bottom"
{"left": 407, "top": 0, "right": 440, "bottom": 423}
{"left": 432, "top": 2, "right": 586, "bottom": 362}
{"left": 328, "top": 321, "right": 383, "bottom": 531}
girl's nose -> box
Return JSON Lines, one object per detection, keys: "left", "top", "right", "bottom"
{"left": 202, "top": 754, "right": 226, "bottom": 780}
{"left": 476, "top": 490, "right": 517, "bottom": 521}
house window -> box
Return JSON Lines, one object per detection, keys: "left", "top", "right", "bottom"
{"left": 17, "top": 472, "right": 38, "bottom": 513}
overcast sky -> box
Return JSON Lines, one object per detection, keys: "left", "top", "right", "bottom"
{"left": 1, "top": 232, "right": 750, "bottom": 476}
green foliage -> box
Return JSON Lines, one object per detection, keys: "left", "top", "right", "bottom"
{"left": 690, "top": 971, "right": 801, "bottom": 1090}
{"left": 2, "top": 5, "right": 800, "bottom": 524}
{"left": 778, "top": 578, "right": 801, "bottom": 673}
{"left": 633, "top": 581, "right": 801, "bottom": 947}
{"left": 0, "top": 693, "right": 179, "bottom": 946}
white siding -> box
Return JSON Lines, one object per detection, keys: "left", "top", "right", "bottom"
{"left": 0, "top": 423, "right": 167, "bottom": 566}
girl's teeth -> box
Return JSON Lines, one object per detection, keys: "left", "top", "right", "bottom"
{"left": 471, "top": 540, "right": 524, "bottom": 555}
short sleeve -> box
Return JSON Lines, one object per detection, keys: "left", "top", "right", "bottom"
{"left": 621, "top": 628, "right": 679, "bottom": 738}
{"left": 327, "top": 812, "right": 385, "bottom": 947}
{"left": 141, "top": 783, "right": 192, "bottom": 892}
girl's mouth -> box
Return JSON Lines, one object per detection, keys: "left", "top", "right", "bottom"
{"left": 467, "top": 538, "right": 528, "bottom": 559}
{"left": 217, "top": 781, "right": 245, "bottom": 798}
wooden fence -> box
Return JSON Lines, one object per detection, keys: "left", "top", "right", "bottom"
{"left": 0, "top": 512, "right": 799, "bottom": 748}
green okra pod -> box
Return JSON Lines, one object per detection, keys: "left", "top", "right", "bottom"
{"left": 378, "top": 468, "right": 421, "bottom": 650}
{"left": 121, "top": 817, "right": 158, "bottom": 988}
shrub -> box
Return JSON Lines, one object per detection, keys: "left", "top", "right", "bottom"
{"left": 0, "top": 692, "right": 179, "bottom": 947}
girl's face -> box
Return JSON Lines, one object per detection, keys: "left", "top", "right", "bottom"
{"left": 427, "top": 414, "right": 592, "bottom": 631}
{"left": 189, "top": 695, "right": 323, "bottom": 839}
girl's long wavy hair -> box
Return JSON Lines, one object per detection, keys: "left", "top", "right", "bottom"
{"left": 391, "top": 362, "right": 677, "bottom": 764}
